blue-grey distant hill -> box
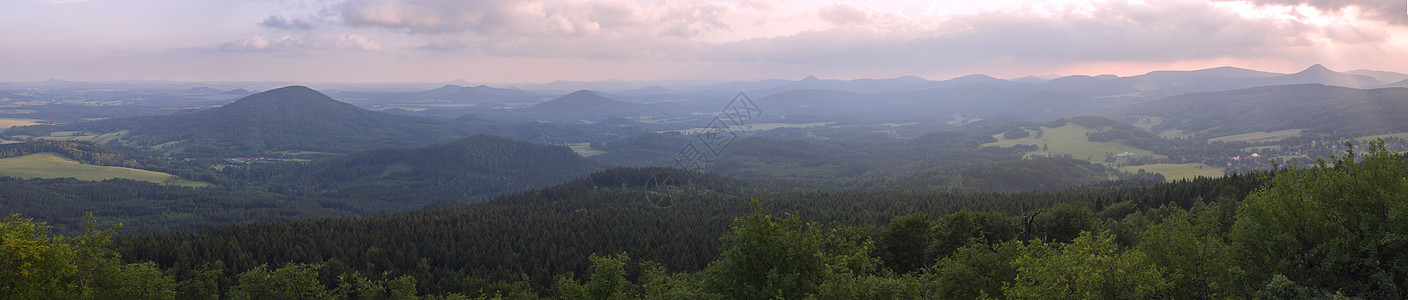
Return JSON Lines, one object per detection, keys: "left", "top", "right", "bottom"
{"left": 5, "top": 86, "right": 481, "bottom": 156}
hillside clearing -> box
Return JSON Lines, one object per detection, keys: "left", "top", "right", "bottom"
{"left": 982, "top": 123, "right": 1166, "bottom": 164}
{"left": 0, "top": 152, "right": 211, "bottom": 187}
{"left": 567, "top": 143, "right": 606, "bottom": 157}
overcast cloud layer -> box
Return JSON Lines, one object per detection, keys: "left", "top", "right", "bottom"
{"left": 0, "top": 0, "right": 1404, "bottom": 83}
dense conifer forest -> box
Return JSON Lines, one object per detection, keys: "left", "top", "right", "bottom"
{"left": 6, "top": 141, "right": 1404, "bottom": 298}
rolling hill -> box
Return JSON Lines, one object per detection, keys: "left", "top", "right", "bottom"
{"left": 525, "top": 90, "right": 635, "bottom": 114}
{"left": 4, "top": 86, "right": 481, "bottom": 157}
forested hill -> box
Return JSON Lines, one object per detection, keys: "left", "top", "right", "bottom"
{"left": 233, "top": 134, "right": 601, "bottom": 204}
{"left": 1123, "top": 84, "right": 1408, "bottom": 138}
{"left": 4, "top": 86, "right": 480, "bottom": 156}
{"left": 118, "top": 166, "right": 1262, "bottom": 296}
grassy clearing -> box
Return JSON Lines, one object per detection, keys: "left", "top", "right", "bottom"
{"left": 982, "top": 123, "right": 1166, "bottom": 164}
{"left": 31, "top": 130, "right": 129, "bottom": 144}
{"left": 1208, "top": 129, "right": 1304, "bottom": 143}
{"left": 0, "top": 152, "right": 211, "bottom": 187}
{"left": 1118, "top": 163, "right": 1225, "bottom": 182}
{"left": 567, "top": 143, "right": 606, "bottom": 157}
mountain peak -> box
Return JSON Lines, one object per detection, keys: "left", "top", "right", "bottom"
{"left": 1298, "top": 64, "right": 1333, "bottom": 74}
{"left": 218, "top": 85, "right": 360, "bottom": 113}
{"left": 801, "top": 75, "right": 820, "bottom": 82}
{"left": 562, "top": 89, "right": 603, "bottom": 98}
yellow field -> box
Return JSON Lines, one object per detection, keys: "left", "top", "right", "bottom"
{"left": 567, "top": 143, "right": 606, "bottom": 157}
{"left": 1208, "top": 129, "right": 1304, "bottom": 143}
{"left": 0, "top": 118, "right": 41, "bottom": 129}
{"left": 1118, "top": 163, "right": 1225, "bottom": 181}
{"left": 0, "top": 152, "right": 211, "bottom": 187}
{"left": 982, "top": 123, "right": 1166, "bottom": 164}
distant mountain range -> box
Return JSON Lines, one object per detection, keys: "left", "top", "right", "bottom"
{"left": 1122, "top": 84, "right": 1408, "bottom": 138}
{"left": 5, "top": 86, "right": 480, "bottom": 156}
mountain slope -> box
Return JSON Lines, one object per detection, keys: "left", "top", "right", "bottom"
{"left": 5, "top": 86, "right": 479, "bottom": 156}
{"left": 1251, "top": 64, "right": 1383, "bottom": 88}
{"left": 1124, "top": 84, "right": 1408, "bottom": 138}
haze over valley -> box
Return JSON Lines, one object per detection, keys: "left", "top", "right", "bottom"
{"left": 3, "top": 0, "right": 1408, "bottom": 299}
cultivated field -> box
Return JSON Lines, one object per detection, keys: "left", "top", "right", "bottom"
{"left": 1118, "top": 163, "right": 1225, "bottom": 181}
{"left": 1208, "top": 129, "right": 1304, "bottom": 143}
{"left": 0, "top": 118, "right": 41, "bottom": 129}
{"left": 0, "top": 152, "right": 211, "bottom": 187}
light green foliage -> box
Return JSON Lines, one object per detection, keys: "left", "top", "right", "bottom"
{"left": 388, "top": 275, "right": 418, "bottom": 300}
{"left": 333, "top": 271, "right": 385, "bottom": 299}
{"left": 1230, "top": 140, "right": 1408, "bottom": 298}
{"left": 1005, "top": 231, "right": 1169, "bottom": 299}
{"left": 930, "top": 210, "right": 1017, "bottom": 260}
{"left": 701, "top": 203, "right": 827, "bottom": 299}
{"left": 228, "top": 263, "right": 329, "bottom": 300}
{"left": 932, "top": 241, "right": 1033, "bottom": 300}
{"left": 177, "top": 261, "right": 226, "bottom": 300}
{"left": 1, "top": 213, "right": 76, "bottom": 298}
{"left": 1259, "top": 274, "right": 1350, "bottom": 300}
{"left": 0, "top": 213, "right": 176, "bottom": 299}
{"left": 1137, "top": 207, "right": 1249, "bottom": 298}
{"left": 636, "top": 261, "right": 716, "bottom": 300}
{"left": 810, "top": 272, "right": 926, "bottom": 300}
{"left": 1034, "top": 202, "right": 1095, "bottom": 243}
{"left": 555, "top": 253, "right": 630, "bottom": 300}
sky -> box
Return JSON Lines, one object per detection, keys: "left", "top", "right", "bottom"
{"left": 1, "top": 0, "right": 1405, "bottom": 84}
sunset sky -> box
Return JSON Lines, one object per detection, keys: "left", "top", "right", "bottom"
{"left": 2, "top": 0, "right": 1405, "bottom": 84}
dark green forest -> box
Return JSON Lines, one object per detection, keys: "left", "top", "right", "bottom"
{"left": 7, "top": 141, "right": 1405, "bottom": 298}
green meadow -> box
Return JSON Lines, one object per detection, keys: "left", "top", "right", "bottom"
{"left": 1118, "top": 163, "right": 1226, "bottom": 181}
{"left": 0, "top": 152, "right": 210, "bottom": 187}
{"left": 982, "top": 123, "right": 1166, "bottom": 164}
{"left": 1207, "top": 129, "right": 1304, "bottom": 143}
